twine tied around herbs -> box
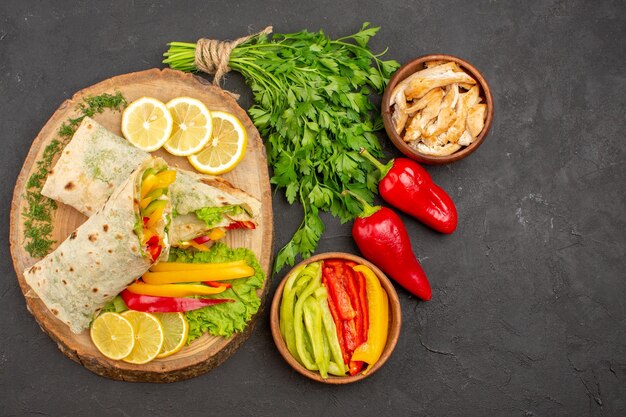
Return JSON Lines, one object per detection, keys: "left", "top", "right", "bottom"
{"left": 194, "top": 26, "right": 273, "bottom": 99}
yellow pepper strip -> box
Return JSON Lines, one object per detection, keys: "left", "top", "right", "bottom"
{"left": 142, "top": 265, "right": 255, "bottom": 284}
{"left": 146, "top": 205, "right": 165, "bottom": 228}
{"left": 126, "top": 282, "right": 225, "bottom": 297}
{"left": 188, "top": 240, "right": 209, "bottom": 252}
{"left": 208, "top": 228, "right": 226, "bottom": 241}
{"left": 154, "top": 169, "right": 177, "bottom": 188}
{"left": 140, "top": 196, "right": 153, "bottom": 210}
{"left": 141, "top": 229, "right": 156, "bottom": 245}
{"left": 150, "top": 260, "right": 247, "bottom": 272}
{"left": 141, "top": 174, "right": 158, "bottom": 199}
{"left": 350, "top": 265, "right": 389, "bottom": 373}
{"left": 140, "top": 170, "right": 176, "bottom": 198}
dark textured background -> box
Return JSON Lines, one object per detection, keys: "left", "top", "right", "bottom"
{"left": 1, "top": 0, "right": 624, "bottom": 416}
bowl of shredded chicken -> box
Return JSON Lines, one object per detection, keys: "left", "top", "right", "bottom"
{"left": 382, "top": 54, "right": 493, "bottom": 164}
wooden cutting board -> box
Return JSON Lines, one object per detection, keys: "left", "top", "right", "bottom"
{"left": 9, "top": 68, "right": 274, "bottom": 382}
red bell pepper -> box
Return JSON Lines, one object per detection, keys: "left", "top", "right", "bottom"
{"left": 346, "top": 191, "right": 432, "bottom": 301}
{"left": 360, "top": 148, "right": 458, "bottom": 234}
{"left": 120, "top": 289, "right": 234, "bottom": 313}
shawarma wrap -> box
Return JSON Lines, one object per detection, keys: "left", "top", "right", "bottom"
{"left": 41, "top": 117, "right": 260, "bottom": 245}
{"left": 41, "top": 117, "right": 149, "bottom": 216}
{"left": 24, "top": 157, "right": 172, "bottom": 333}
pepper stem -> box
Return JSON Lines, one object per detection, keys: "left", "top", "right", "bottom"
{"left": 359, "top": 148, "right": 394, "bottom": 178}
{"left": 341, "top": 190, "right": 381, "bottom": 218}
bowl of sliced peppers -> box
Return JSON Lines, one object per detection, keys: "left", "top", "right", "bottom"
{"left": 270, "top": 252, "right": 401, "bottom": 384}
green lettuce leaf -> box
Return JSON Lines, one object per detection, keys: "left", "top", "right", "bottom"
{"left": 194, "top": 205, "right": 244, "bottom": 229}
{"left": 100, "top": 295, "right": 128, "bottom": 314}
{"left": 169, "top": 243, "right": 266, "bottom": 342}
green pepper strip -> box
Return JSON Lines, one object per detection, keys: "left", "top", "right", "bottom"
{"left": 316, "top": 286, "right": 347, "bottom": 375}
{"left": 293, "top": 262, "right": 322, "bottom": 370}
{"left": 321, "top": 320, "right": 331, "bottom": 376}
{"left": 280, "top": 264, "right": 305, "bottom": 362}
{"left": 302, "top": 328, "right": 318, "bottom": 371}
{"left": 304, "top": 297, "right": 328, "bottom": 378}
{"left": 294, "top": 273, "right": 312, "bottom": 298}
{"left": 328, "top": 361, "right": 347, "bottom": 376}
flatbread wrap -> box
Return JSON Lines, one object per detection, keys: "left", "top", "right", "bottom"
{"left": 168, "top": 169, "right": 261, "bottom": 244}
{"left": 24, "top": 157, "right": 174, "bottom": 333}
{"left": 41, "top": 117, "right": 260, "bottom": 245}
{"left": 41, "top": 117, "right": 149, "bottom": 216}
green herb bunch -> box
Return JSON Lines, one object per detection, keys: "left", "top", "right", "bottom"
{"left": 164, "top": 23, "right": 399, "bottom": 272}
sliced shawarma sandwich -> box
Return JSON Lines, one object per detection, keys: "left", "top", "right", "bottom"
{"left": 25, "top": 157, "right": 175, "bottom": 333}
{"left": 41, "top": 117, "right": 260, "bottom": 247}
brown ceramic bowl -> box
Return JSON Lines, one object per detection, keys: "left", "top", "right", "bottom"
{"left": 382, "top": 54, "right": 494, "bottom": 165}
{"left": 270, "top": 252, "right": 402, "bottom": 384}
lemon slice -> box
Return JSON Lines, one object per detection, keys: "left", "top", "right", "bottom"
{"left": 121, "top": 97, "right": 173, "bottom": 152}
{"left": 121, "top": 311, "right": 164, "bottom": 364}
{"left": 188, "top": 111, "right": 247, "bottom": 174}
{"left": 153, "top": 312, "right": 189, "bottom": 358}
{"left": 90, "top": 312, "right": 135, "bottom": 360}
{"left": 163, "top": 97, "right": 213, "bottom": 156}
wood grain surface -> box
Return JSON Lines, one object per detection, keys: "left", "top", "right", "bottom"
{"left": 9, "top": 68, "right": 274, "bottom": 382}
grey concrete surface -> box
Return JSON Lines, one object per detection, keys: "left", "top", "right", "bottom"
{"left": 1, "top": 0, "right": 624, "bottom": 416}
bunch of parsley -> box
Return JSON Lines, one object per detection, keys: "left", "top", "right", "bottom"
{"left": 164, "top": 23, "right": 399, "bottom": 272}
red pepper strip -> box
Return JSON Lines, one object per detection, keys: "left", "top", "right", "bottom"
{"left": 204, "top": 281, "right": 232, "bottom": 289}
{"left": 120, "top": 289, "right": 234, "bottom": 313}
{"left": 355, "top": 269, "right": 369, "bottom": 341}
{"left": 349, "top": 360, "right": 364, "bottom": 375}
{"left": 360, "top": 148, "right": 458, "bottom": 234}
{"left": 343, "top": 264, "right": 365, "bottom": 347}
{"left": 343, "top": 261, "right": 367, "bottom": 375}
{"left": 322, "top": 265, "right": 355, "bottom": 321}
{"left": 226, "top": 221, "right": 256, "bottom": 230}
{"left": 143, "top": 216, "right": 149, "bottom": 227}
{"left": 147, "top": 244, "right": 162, "bottom": 262}
{"left": 323, "top": 259, "right": 346, "bottom": 268}
{"left": 344, "top": 319, "right": 365, "bottom": 375}
{"left": 193, "top": 235, "right": 211, "bottom": 244}
{"left": 342, "top": 319, "right": 358, "bottom": 357}
{"left": 145, "top": 235, "right": 162, "bottom": 262}
{"left": 323, "top": 271, "right": 347, "bottom": 364}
